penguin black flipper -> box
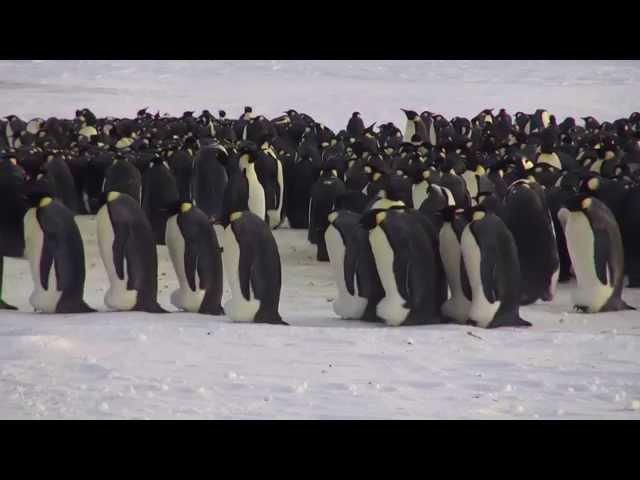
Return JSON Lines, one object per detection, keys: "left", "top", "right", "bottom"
{"left": 112, "top": 221, "right": 129, "bottom": 283}
{"left": 460, "top": 258, "right": 472, "bottom": 302}
{"left": 593, "top": 227, "right": 611, "bottom": 287}
{"left": 238, "top": 234, "right": 254, "bottom": 302}
{"left": 39, "top": 234, "right": 57, "bottom": 291}
{"left": 478, "top": 245, "right": 498, "bottom": 304}
{"left": 249, "top": 239, "right": 287, "bottom": 325}
{"left": 184, "top": 241, "right": 198, "bottom": 293}
{"left": 344, "top": 234, "right": 359, "bottom": 296}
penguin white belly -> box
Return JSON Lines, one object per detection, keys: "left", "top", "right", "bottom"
{"left": 404, "top": 121, "right": 416, "bottom": 143}
{"left": 369, "top": 226, "right": 409, "bottom": 326}
{"left": 439, "top": 224, "right": 470, "bottom": 323}
{"left": 547, "top": 212, "right": 560, "bottom": 300}
{"left": 461, "top": 226, "right": 500, "bottom": 328}
{"left": 325, "top": 225, "right": 366, "bottom": 319}
{"left": 96, "top": 205, "right": 138, "bottom": 311}
{"left": 165, "top": 216, "right": 205, "bottom": 313}
{"left": 564, "top": 212, "right": 613, "bottom": 312}
{"left": 462, "top": 171, "right": 478, "bottom": 199}
{"left": 412, "top": 181, "right": 429, "bottom": 209}
{"left": 267, "top": 158, "right": 284, "bottom": 229}
{"left": 246, "top": 167, "right": 266, "bottom": 221}
{"left": 24, "top": 209, "right": 62, "bottom": 313}
{"left": 222, "top": 225, "right": 260, "bottom": 322}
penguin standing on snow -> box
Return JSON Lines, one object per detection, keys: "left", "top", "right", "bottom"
{"left": 504, "top": 179, "right": 560, "bottom": 304}
{"left": 460, "top": 207, "right": 531, "bottom": 328}
{"left": 219, "top": 188, "right": 286, "bottom": 325}
{"left": 141, "top": 154, "right": 180, "bottom": 245}
{"left": 360, "top": 207, "right": 442, "bottom": 326}
{"left": 223, "top": 142, "right": 267, "bottom": 223}
{"left": 23, "top": 183, "right": 94, "bottom": 313}
{"left": 439, "top": 206, "right": 472, "bottom": 324}
{"left": 558, "top": 195, "right": 635, "bottom": 313}
{"left": 191, "top": 145, "right": 229, "bottom": 222}
{"left": 0, "top": 154, "right": 29, "bottom": 310}
{"left": 96, "top": 191, "right": 167, "bottom": 313}
{"left": 308, "top": 158, "right": 347, "bottom": 261}
{"left": 165, "top": 202, "right": 224, "bottom": 315}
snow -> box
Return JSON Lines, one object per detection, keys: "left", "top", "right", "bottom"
{"left": 1, "top": 60, "right": 640, "bottom": 419}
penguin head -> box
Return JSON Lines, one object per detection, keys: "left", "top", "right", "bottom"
{"left": 359, "top": 208, "right": 388, "bottom": 230}
{"left": 563, "top": 193, "right": 593, "bottom": 212}
{"left": 401, "top": 109, "right": 418, "bottom": 120}
{"left": 441, "top": 205, "right": 466, "bottom": 224}
{"left": 465, "top": 205, "right": 488, "bottom": 223}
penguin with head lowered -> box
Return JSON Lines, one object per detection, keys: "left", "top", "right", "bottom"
{"left": 142, "top": 154, "right": 180, "bottom": 245}
{"left": 96, "top": 191, "right": 168, "bottom": 313}
{"left": 219, "top": 180, "right": 286, "bottom": 325}
{"left": 460, "top": 206, "right": 531, "bottom": 328}
{"left": 22, "top": 177, "right": 94, "bottom": 313}
{"left": 165, "top": 201, "right": 224, "bottom": 315}
{"left": 359, "top": 203, "right": 442, "bottom": 326}
{"left": 558, "top": 194, "right": 635, "bottom": 313}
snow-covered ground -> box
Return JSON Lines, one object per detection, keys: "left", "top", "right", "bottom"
{"left": 1, "top": 60, "right": 640, "bottom": 419}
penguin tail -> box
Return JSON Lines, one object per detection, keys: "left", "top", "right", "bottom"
{"left": 488, "top": 315, "right": 532, "bottom": 329}
{"left": 254, "top": 309, "right": 288, "bottom": 325}
{"left": 56, "top": 298, "right": 96, "bottom": 314}
{"left": 0, "top": 299, "right": 18, "bottom": 310}
{"left": 136, "top": 301, "right": 169, "bottom": 314}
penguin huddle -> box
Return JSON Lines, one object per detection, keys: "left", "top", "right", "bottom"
{"left": 0, "top": 108, "right": 285, "bottom": 324}
{"left": 316, "top": 108, "right": 638, "bottom": 327}
{"left": 1, "top": 106, "right": 639, "bottom": 329}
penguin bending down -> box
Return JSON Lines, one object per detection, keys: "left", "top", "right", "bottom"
{"left": 165, "top": 202, "right": 224, "bottom": 315}
{"left": 504, "top": 179, "right": 560, "bottom": 305}
{"left": 219, "top": 192, "right": 286, "bottom": 325}
{"left": 96, "top": 191, "right": 167, "bottom": 313}
{"left": 460, "top": 207, "right": 531, "bottom": 328}
{"left": 360, "top": 207, "right": 442, "bottom": 326}
{"left": 439, "top": 206, "right": 472, "bottom": 323}
{"left": 141, "top": 155, "right": 180, "bottom": 245}
{"left": 325, "top": 210, "right": 370, "bottom": 319}
{"left": 558, "top": 195, "right": 635, "bottom": 313}
{"left": 23, "top": 195, "right": 94, "bottom": 313}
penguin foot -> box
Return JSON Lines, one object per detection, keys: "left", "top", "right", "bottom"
{"left": 0, "top": 299, "right": 18, "bottom": 310}
{"left": 574, "top": 305, "right": 590, "bottom": 313}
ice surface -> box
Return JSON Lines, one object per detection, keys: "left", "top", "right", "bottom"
{"left": 1, "top": 60, "right": 640, "bottom": 419}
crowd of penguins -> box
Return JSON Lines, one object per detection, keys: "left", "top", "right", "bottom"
{"left": 0, "top": 106, "right": 639, "bottom": 328}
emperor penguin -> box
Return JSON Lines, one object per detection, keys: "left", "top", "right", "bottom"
{"left": 439, "top": 206, "right": 472, "bottom": 324}
{"left": 223, "top": 142, "right": 267, "bottom": 223}
{"left": 165, "top": 202, "right": 224, "bottom": 315}
{"left": 460, "top": 207, "right": 531, "bottom": 328}
{"left": 96, "top": 191, "right": 167, "bottom": 313}
{"left": 504, "top": 178, "right": 560, "bottom": 305}
{"left": 360, "top": 206, "right": 442, "bottom": 326}
{"left": 324, "top": 209, "right": 370, "bottom": 320}
{"left": 0, "top": 154, "right": 29, "bottom": 310}
{"left": 219, "top": 189, "right": 286, "bottom": 325}
{"left": 401, "top": 109, "right": 427, "bottom": 143}
{"left": 23, "top": 186, "right": 94, "bottom": 314}
{"left": 558, "top": 194, "right": 635, "bottom": 313}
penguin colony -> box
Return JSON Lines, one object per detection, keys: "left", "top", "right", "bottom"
{"left": 1, "top": 107, "right": 639, "bottom": 328}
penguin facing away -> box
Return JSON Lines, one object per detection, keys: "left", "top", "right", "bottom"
{"left": 165, "top": 202, "right": 224, "bottom": 315}
{"left": 558, "top": 195, "right": 635, "bottom": 313}
{"left": 461, "top": 208, "right": 531, "bottom": 328}
{"left": 219, "top": 192, "right": 286, "bottom": 325}
{"left": 96, "top": 191, "right": 167, "bottom": 313}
